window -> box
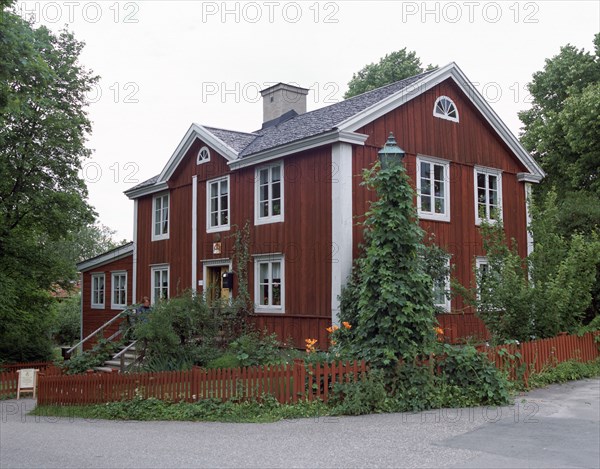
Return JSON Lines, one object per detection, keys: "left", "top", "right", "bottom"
{"left": 474, "top": 167, "right": 502, "bottom": 225}
{"left": 433, "top": 96, "right": 459, "bottom": 122}
{"left": 91, "top": 273, "right": 105, "bottom": 308}
{"left": 111, "top": 272, "right": 127, "bottom": 309}
{"left": 254, "top": 255, "right": 284, "bottom": 312}
{"left": 417, "top": 156, "right": 450, "bottom": 222}
{"left": 255, "top": 162, "right": 283, "bottom": 224}
{"left": 197, "top": 146, "right": 210, "bottom": 164}
{"left": 152, "top": 193, "right": 169, "bottom": 240}
{"left": 151, "top": 265, "right": 169, "bottom": 305}
{"left": 475, "top": 256, "right": 494, "bottom": 301}
{"left": 432, "top": 258, "right": 451, "bottom": 312}
{"left": 207, "top": 176, "right": 230, "bottom": 232}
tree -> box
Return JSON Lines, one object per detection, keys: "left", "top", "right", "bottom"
{"left": 339, "top": 137, "right": 437, "bottom": 368}
{"left": 0, "top": 3, "right": 98, "bottom": 361}
{"left": 519, "top": 34, "right": 600, "bottom": 198}
{"left": 344, "top": 49, "right": 436, "bottom": 98}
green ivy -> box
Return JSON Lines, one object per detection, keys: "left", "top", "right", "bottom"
{"left": 339, "top": 158, "right": 437, "bottom": 369}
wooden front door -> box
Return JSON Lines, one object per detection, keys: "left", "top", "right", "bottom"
{"left": 206, "top": 265, "right": 230, "bottom": 306}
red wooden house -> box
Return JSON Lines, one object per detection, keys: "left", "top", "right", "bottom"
{"left": 77, "top": 63, "right": 544, "bottom": 347}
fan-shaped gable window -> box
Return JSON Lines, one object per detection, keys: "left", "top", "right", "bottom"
{"left": 433, "top": 96, "right": 459, "bottom": 122}
{"left": 197, "top": 146, "right": 210, "bottom": 164}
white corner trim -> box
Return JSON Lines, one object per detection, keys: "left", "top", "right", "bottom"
{"left": 132, "top": 199, "right": 138, "bottom": 304}
{"left": 331, "top": 142, "right": 353, "bottom": 325}
{"left": 338, "top": 62, "right": 545, "bottom": 181}
{"left": 525, "top": 182, "right": 534, "bottom": 257}
{"left": 191, "top": 175, "right": 198, "bottom": 293}
{"left": 229, "top": 130, "right": 368, "bottom": 170}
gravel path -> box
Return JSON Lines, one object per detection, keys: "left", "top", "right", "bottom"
{"left": 1, "top": 378, "right": 598, "bottom": 468}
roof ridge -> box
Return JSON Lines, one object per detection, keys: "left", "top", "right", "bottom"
{"left": 202, "top": 125, "right": 259, "bottom": 136}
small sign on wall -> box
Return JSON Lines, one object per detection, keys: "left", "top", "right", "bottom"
{"left": 213, "top": 242, "right": 222, "bottom": 255}
{"left": 17, "top": 369, "right": 39, "bottom": 399}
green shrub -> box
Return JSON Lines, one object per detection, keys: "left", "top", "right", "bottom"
{"left": 330, "top": 369, "right": 390, "bottom": 415}
{"left": 527, "top": 358, "right": 600, "bottom": 388}
{"left": 206, "top": 353, "right": 241, "bottom": 369}
{"left": 61, "top": 338, "right": 120, "bottom": 374}
{"left": 50, "top": 296, "right": 81, "bottom": 345}
{"left": 228, "top": 330, "right": 285, "bottom": 366}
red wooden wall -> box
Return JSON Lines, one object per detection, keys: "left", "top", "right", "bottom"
{"left": 81, "top": 255, "right": 132, "bottom": 350}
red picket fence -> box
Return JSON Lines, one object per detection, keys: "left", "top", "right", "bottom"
{"left": 478, "top": 331, "right": 600, "bottom": 385}
{"left": 37, "top": 360, "right": 368, "bottom": 406}
{"left": 0, "top": 362, "right": 62, "bottom": 398}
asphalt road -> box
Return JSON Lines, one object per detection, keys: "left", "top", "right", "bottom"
{"left": 1, "top": 379, "right": 598, "bottom": 468}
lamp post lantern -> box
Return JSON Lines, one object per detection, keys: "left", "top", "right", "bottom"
{"left": 377, "top": 132, "right": 405, "bottom": 169}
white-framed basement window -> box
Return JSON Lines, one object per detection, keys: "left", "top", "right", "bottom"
{"left": 417, "top": 155, "right": 450, "bottom": 222}
{"left": 111, "top": 271, "right": 127, "bottom": 309}
{"left": 433, "top": 258, "right": 451, "bottom": 312}
{"left": 474, "top": 167, "right": 502, "bottom": 225}
{"left": 207, "top": 176, "right": 230, "bottom": 232}
{"left": 255, "top": 162, "right": 284, "bottom": 225}
{"left": 151, "top": 265, "right": 169, "bottom": 305}
{"left": 91, "top": 273, "right": 105, "bottom": 309}
{"left": 254, "top": 254, "right": 284, "bottom": 313}
{"left": 152, "top": 192, "right": 170, "bottom": 241}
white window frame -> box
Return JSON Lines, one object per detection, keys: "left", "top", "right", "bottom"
{"left": 416, "top": 155, "right": 451, "bottom": 222}
{"left": 206, "top": 175, "right": 230, "bottom": 233}
{"left": 475, "top": 256, "right": 489, "bottom": 301}
{"left": 111, "top": 271, "right": 127, "bottom": 310}
{"left": 152, "top": 192, "right": 170, "bottom": 241}
{"left": 433, "top": 258, "right": 451, "bottom": 312}
{"left": 433, "top": 96, "right": 459, "bottom": 122}
{"left": 255, "top": 162, "right": 284, "bottom": 225}
{"left": 474, "top": 167, "right": 503, "bottom": 225}
{"left": 197, "top": 146, "right": 210, "bottom": 165}
{"left": 151, "top": 265, "right": 169, "bottom": 305}
{"left": 91, "top": 273, "right": 105, "bottom": 309}
{"left": 254, "top": 254, "right": 285, "bottom": 313}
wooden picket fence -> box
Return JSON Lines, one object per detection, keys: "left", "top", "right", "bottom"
{"left": 36, "top": 360, "right": 367, "bottom": 406}
{"left": 478, "top": 331, "right": 600, "bottom": 385}
{"left": 0, "top": 363, "right": 62, "bottom": 398}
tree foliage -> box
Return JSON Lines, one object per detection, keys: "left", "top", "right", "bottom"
{"left": 519, "top": 33, "right": 600, "bottom": 197}
{"left": 461, "top": 192, "right": 600, "bottom": 342}
{"left": 339, "top": 152, "right": 437, "bottom": 367}
{"left": 344, "top": 48, "right": 436, "bottom": 98}
{"left": 0, "top": 3, "right": 98, "bottom": 361}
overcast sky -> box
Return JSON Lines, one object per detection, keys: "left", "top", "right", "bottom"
{"left": 17, "top": 0, "right": 600, "bottom": 240}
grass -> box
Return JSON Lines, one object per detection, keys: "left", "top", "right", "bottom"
{"left": 526, "top": 357, "right": 600, "bottom": 389}
{"left": 30, "top": 396, "right": 330, "bottom": 423}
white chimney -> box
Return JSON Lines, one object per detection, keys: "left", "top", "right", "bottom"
{"left": 260, "top": 83, "right": 309, "bottom": 127}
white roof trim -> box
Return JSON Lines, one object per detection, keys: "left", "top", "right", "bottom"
{"left": 125, "top": 181, "right": 168, "bottom": 200}
{"left": 338, "top": 62, "right": 545, "bottom": 181}
{"left": 158, "top": 123, "right": 239, "bottom": 183}
{"left": 517, "top": 172, "right": 543, "bottom": 183}
{"left": 77, "top": 243, "right": 134, "bottom": 272}
{"left": 229, "top": 130, "right": 368, "bottom": 170}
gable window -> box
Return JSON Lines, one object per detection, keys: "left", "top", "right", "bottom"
{"left": 417, "top": 156, "right": 450, "bottom": 222}
{"left": 432, "top": 258, "right": 451, "bottom": 312}
{"left": 254, "top": 255, "right": 284, "bottom": 312}
{"left": 197, "top": 146, "right": 210, "bottom": 164}
{"left": 207, "top": 176, "right": 230, "bottom": 232}
{"left": 152, "top": 193, "right": 169, "bottom": 240}
{"left": 111, "top": 272, "right": 127, "bottom": 309}
{"left": 151, "top": 265, "right": 169, "bottom": 305}
{"left": 91, "top": 273, "right": 105, "bottom": 309}
{"left": 255, "top": 162, "right": 283, "bottom": 224}
{"left": 474, "top": 167, "right": 502, "bottom": 225}
{"left": 433, "top": 96, "right": 459, "bottom": 122}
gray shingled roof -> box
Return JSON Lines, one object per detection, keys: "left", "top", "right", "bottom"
{"left": 128, "top": 70, "right": 435, "bottom": 193}
{"left": 203, "top": 126, "right": 258, "bottom": 153}
{"left": 240, "top": 70, "right": 435, "bottom": 157}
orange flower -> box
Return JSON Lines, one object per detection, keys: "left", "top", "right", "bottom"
{"left": 342, "top": 322, "right": 352, "bottom": 329}
{"left": 434, "top": 327, "right": 444, "bottom": 335}
{"left": 330, "top": 340, "right": 337, "bottom": 346}
{"left": 326, "top": 325, "right": 339, "bottom": 334}
{"left": 305, "top": 338, "right": 318, "bottom": 353}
